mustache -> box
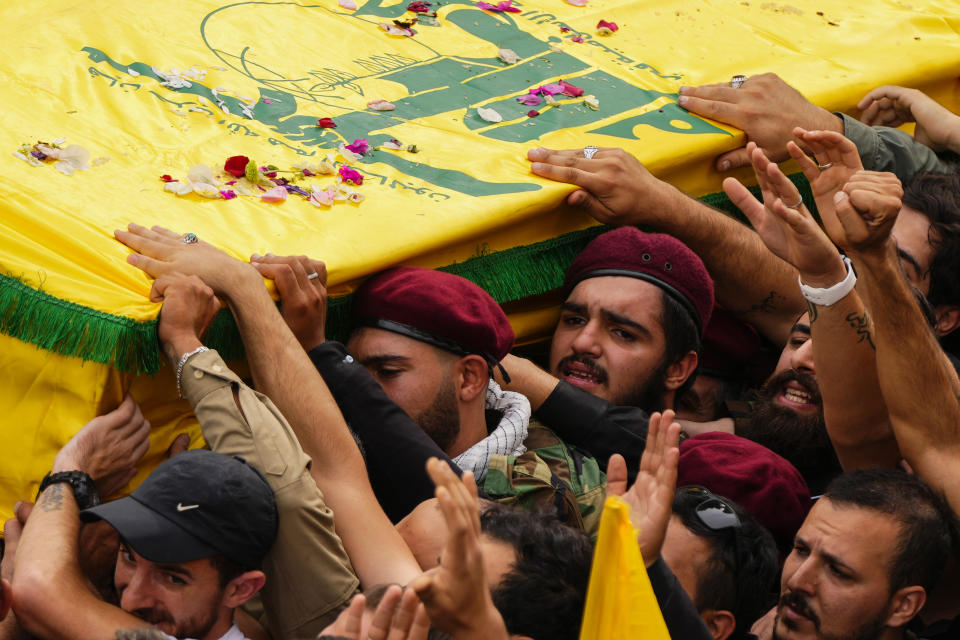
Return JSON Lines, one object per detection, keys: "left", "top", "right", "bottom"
{"left": 759, "top": 369, "right": 822, "bottom": 405}
{"left": 779, "top": 591, "right": 821, "bottom": 630}
{"left": 557, "top": 355, "right": 608, "bottom": 384}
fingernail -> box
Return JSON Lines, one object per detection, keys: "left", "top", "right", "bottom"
{"left": 718, "top": 160, "right": 730, "bottom": 171}
{"left": 531, "top": 162, "right": 545, "bottom": 172}
{"left": 14, "top": 500, "right": 22, "bottom": 513}
{"left": 677, "top": 95, "right": 688, "bottom": 106}
{"left": 266, "top": 253, "right": 275, "bottom": 258}
{"left": 251, "top": 253, "right": 262, "bottom": 260}
{"left": 834, "top": 191, "right": 848, "bottom": 203}
{"left": 678, "top": 86, "right": 690, "bottom": 94}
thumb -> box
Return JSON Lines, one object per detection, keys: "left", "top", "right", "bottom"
{"left": 606, "top": 454, "right": 628, "bottom": 497}
{"left": 716, "top": 147, "right": 751, "bottom": 171}
{"left": 567, "top": 189, "right": 614, "bottom": 222}
{"left": 833, "top": 191, "right": 864, "bottom": 241}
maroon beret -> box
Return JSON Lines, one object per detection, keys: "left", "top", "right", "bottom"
{"left": 677, "top": 432, "right": 811, "bottom": 552}
{"left": 565, "top": 227, "right": 714, "bottom": 334}
{"left": 698, "top": 306, "right": 763, "bottom": 378}
{"left": 353, "top": 266, "right": 514, "bottom": 361}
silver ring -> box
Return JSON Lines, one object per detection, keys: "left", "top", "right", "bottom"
{"left": 818, "top": 162, "right": 833, "bottom": 170}
{"left": 784, "top": 198, "right": 803, "bottom": 209}
{"left": 730, "top": 74, "right": 747, "bottom": 89}
{"left": 182, "top": 233, "right": 198, "bottom": 244}
{"left": 583, "top": 145, "right": 599, "bottom": 160}
{"left": 307, "top": 272, "right": 320, "bottom": 281}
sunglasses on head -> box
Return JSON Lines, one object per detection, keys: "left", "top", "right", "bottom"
{"left": 681, "top": 485, "right": 743, "bottom": 532}
{"left": 680, "top": 485, "right": 744, "bottom": 612}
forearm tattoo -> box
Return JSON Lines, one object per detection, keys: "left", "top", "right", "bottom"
{"left": 749, "top": 291, "right": 780, "bottom": 314}
{"left": 845, "top": 312, "right": 876, "bottom": 350}
{"left": 805, "top": 299, "right": 819, "bottom": 323}
{"left": 38, "top": 483, "right": 65, "bottom": 512}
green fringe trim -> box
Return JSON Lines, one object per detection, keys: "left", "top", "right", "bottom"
{"left": 0, "top": 172, "right": 813, "bottom": 373}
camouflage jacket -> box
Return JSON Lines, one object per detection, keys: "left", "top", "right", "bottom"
{"left": 481, "top": 419, "right": 607, "bottom": 539}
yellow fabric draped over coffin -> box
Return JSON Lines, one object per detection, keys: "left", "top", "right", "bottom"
{"left": 1, "top": 0, "right": 959, "bottom": 521}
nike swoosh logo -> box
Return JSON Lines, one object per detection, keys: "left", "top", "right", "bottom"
{"left": 176, "top": 503, "right": 200, "bottom": 512}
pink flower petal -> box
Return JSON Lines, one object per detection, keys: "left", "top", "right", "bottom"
{"left": 527, "top": 110, "right": 540, "bottom": 117}
{"left": 540, "top": 82, "right": 565, "bottom": 96}
{"left": 571, "top": 35, "right": 584, "bottom": 42}
{"left": 261, "top": 186, "right": 288, "bottom": 203}
{"left": 517, "top": 93, "right": 542, "bottom": 106}
{"left": 560, "top": 81, "right": 585, "bottom": 97}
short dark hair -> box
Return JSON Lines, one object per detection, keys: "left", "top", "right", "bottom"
{"left": 822, "top": 469, "right": 959, "bottom": 593}
{"left": 673, "top": 490, "right": 779, "bottom": 640}
{"left": 660, "top": 289, "right": 702, "bottom": 400}
{"left": 902, "top": 172, "right": 960, "bottom": 309}
{"left": 480, "top": 504, "right": 593, "bottom": 640}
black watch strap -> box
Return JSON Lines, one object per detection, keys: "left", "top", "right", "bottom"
{"left": 37, "top": 471, "right": 101, "bottom": 510}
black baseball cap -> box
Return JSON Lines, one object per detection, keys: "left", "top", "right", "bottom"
{"left": 81, "top": 449, "right": 278, "bottom": 568}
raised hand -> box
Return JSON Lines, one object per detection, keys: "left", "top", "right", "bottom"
{"left": 51, "top": 394, "right": 151, "bottom": 498}
{"left": 607, "top": 410, "right": 681, "bottom": 566}
{"left": 409, "top": 459, "right": 509, "bottom": 640}
{"left": 318, "top": 586, "right": 430, "bottom": 640}
{"left": 250, "top": 254, "right": 328, "bottom": 351}
{"left": 723, "top": 142, "right": 847, "bottom": 288}
{"left": 858, "top": 85, "right": 960, "bottom": 152}
{"left": 834, "top": 172, "right": 904, "bottom": 258}
{"left": 788, "top": 128, "right": 864, "bottom": 246}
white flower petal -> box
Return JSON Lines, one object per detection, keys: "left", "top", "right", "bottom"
{"left": 477, "top": 107, "right": 503, "bottom": 123}
{"left": 187, "top": 164, "right": 216, "bottom": 185}
{"left": 339, "top": 0, "right": 358, "bottom": 9}
{"left": 165, "top": 181, "right": 194, "bottom": 196}
{"left": 498, "top": 48, "right": 521, "bottom": 64}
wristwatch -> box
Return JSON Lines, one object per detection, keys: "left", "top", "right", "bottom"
{"left": 37, "top": 471, "right": 101, "bottom": 510}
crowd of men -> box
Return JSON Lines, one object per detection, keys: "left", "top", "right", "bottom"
{"left": 2, "top": 74, "right": 960, "bottom": 640}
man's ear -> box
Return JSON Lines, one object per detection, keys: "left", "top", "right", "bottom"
{"left": 0, "top": 577, "right": 12, "bottom": 621}
{"left": 455, "top": 355, "right": 489, "bottom": 403}
{"left": 222, "top": 570, "right": 267, "bottom": 609}
{"left": 885, "top": 585, "right": 925, "bottom": 628}
{"left": 701, "top": 609, "right": 736, "bottom": 640}
{"left": 664, "top": 351, "right": 699, "bottom": 391}
{"left": 933, "top": 304, "right": 960, "bottom": 337}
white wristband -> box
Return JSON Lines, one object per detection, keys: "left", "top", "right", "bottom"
{"left": 176, "top": 346, "right": 210, "bottom": 398}
{"left": 799, "top": 255, "right": 856, "bottom": 307}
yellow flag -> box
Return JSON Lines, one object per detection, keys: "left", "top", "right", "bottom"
{"left": 580, "top": 496, "right": 671, "bottom": 640}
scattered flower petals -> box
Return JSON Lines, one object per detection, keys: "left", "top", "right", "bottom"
{"left": 127, "top": 68, "right": 140, "bottom": 77}
{"left": 383, "top": 139, "right": 404, "bottom": 150}
{"left": 317, "top": 117, "right": 337, "bottom": 128}
{"left": 477, "top": 107, "right": 503, "bottom": 123}
{"left": 571, "top": 35, "right": 584, "bottom": 42}
{"left": 583, "top": 95, "right": 600, "bottom": 110}
{"left": 260, "top": 164, "right": 279, "bottom": 178}
{"left": 407, "top": 0, "right": 433, "bottom": 12}
{"left": 284, "top": 184, "right": 311, "bottom": 197}
{"left": 477, "top": 0, "right": 520, "bottom": 11}
{"left": 263, "top": 98, "right": 275, "bottom": 104}
{"left": 527, "top": 110, "right": 540, "bottom": 117}
{"left": 261, "top": 186, "right": 288, "bottom": 203}
{"left": 517, "top": 93, "right": 541, "bottom": 106}
{"left": 187, "top": 164, "right": 216, "bottom": 185}
{"left": 560, "top": 26, "right": 571, "bottom": 32}
{"left": 310, "top": 187, "right": 336, "bottom": 207}
{"left": 224, "top": 155, "right": 251, "bottom": 178}
{"left": 193, "top": 182, "right": 222, "bottom": 198}
{"left": 498, "top": 48, "right": 521, "bottom": 64}
{"left": 160, "top": 174, "right": 177, "bottom": 182}
{"left": 53, "top": 144, "right": 91, "bottom": 175}
{"left": 165, "top": 181, "right": 194, "bottom": 196}
{"left": 367, "top": 99, "right": 396, "bottom": 111}
{"left": 245, "top": 160, "right": 260, "bottom": 184}
{"left": 407, "top": 144, "right": 420, "bottom": 153}
{"left": 339, "top": 0, "right": 358, "bottom": 9}
{"left": 339, "top": 165, "right": 364, "bottom": 185}
{"left": 559, "top": 80, "right": 585, "bottom": 97}
{"left": 220, "top": 189, "right": 237, "bottom": 200}
{"left": 541, "top": 82, "right": 565, "bottom": 95}
{"left": 566, "top": 0, "right": 588, "bottom": 6}
{"left": 379, "top": 22, "right": 415, "bottom": 36}
{"left": 338, "top": 144, "right": 361, "bottom": 163}
{"left": 596, "top": 19, "right": 619, "bottom": 34}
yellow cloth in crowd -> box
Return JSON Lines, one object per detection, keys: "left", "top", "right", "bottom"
{"left": 1, "top": 0, "right": 960, "bottom": 521}
{"left": 580, "top": 496, "right": 670, "bottom": 639}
